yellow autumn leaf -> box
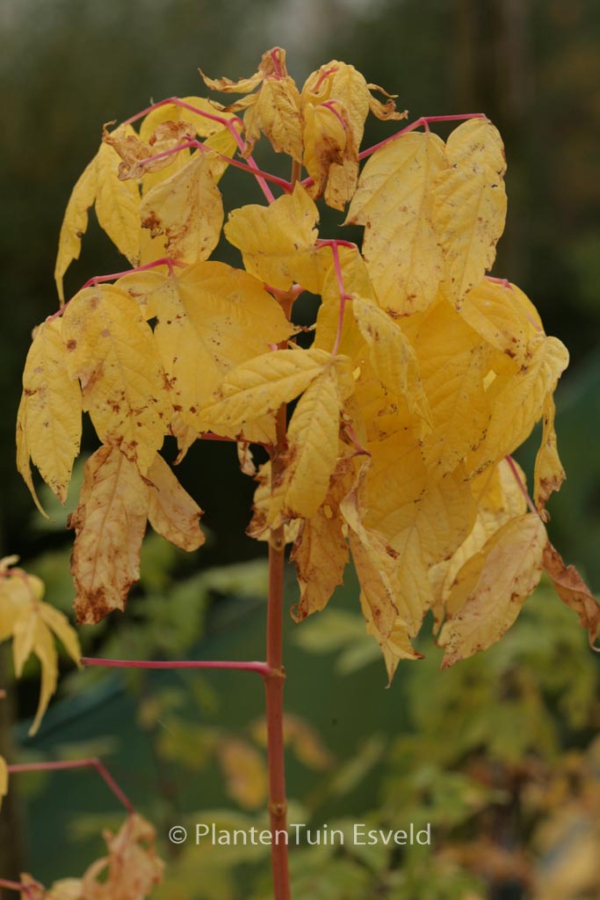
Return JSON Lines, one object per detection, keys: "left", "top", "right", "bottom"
{"left": 0, "top": 557, "right": 81, "bottom": 735}
{"left": 459, "top": 278, "right": 543, "bottom": 366}
{"left": 16, "top": 396, "right": 48, "bottom": 519}
{"left": 151, "top": 261, "right": 293, "bottom": 433}
{"left": 431, "top": 118, "right": 507, "bottom": 307}
{"left": 413, "top": 298, "right": 492, "bottom": 475}
{"left": 81, "top": 813, "right": 164, "bottom": 899}
{"left": 340, "top": 466, "right": 402, "bottom": 639}
{"left": 352, "top": 295, "right": 432, "bottom": 430}
{"left": 69, "top": 446, "right": 149, "bottom": 625}
{"left": 346, "top": 131, "right": 447, "bottom": 315}
{"left": 432, "top": 457, "right": 528, "bottom": 618}
{"left": 468, "top": 335, "right": 569, "bottom": 472}
{"left": 291, "top": 457, "right": 353, "bottom": 621}
{"left": 534, "top": 393, "right": 565, "bottom": 520}
{"left": 19, "top": 318, "right": 82, "bottom": 505}
{"left": 200, "top": 347, "right": 332, "bottom": 442}
{"left": 439, "top": 513, "right": 547, "bottom": 667}
{"left": 146, "top": 453, "right": 205, "bottom": 552}
{"left": 225, "top": 183, "right": 329, "bottom": 293}
{"left": 45, "top": 880, "right": 83, "bottom": 900}
{"left": 54, "top": 157, "right": 97, "bottom": 303}
{"left": 267, "top": 363, "right": 350, "bottom": 525}
{"left": 62, "top": 285, "right": 170, "bottom": 473}
{"left": 217, "top": 737, "right": 268, "bottom": 809}
{"left": 140, "top": 151, "right": 223, "bottom": 264}
{"left": 360, "top": 594, "right": 423, "bottom": 684}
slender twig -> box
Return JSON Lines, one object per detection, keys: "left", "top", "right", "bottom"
{"left": 7, "top": 758, "right": 134, "bottom": 815}
{"left": 81, "top": 657, "right": 272, "bottom": 677}
{"left": 505, "top": 455, "right": 540, "bottom": 516}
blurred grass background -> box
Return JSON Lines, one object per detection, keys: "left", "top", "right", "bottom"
{"left": 1, "top": 1, "right": 600, "bottom": 897}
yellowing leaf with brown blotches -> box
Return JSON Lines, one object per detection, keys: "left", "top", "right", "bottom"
{"left": 151, "top": 262, "right": 293, "bottom": 433}
{"left": 468, "top": 335, "right": 569, "bottom": 472}
{"left": 439, "top": 513, "right": 546, "bottom": 667}
{"left": 459, "top": 279, "right": 543, "bottom": 366}
{"left": 217, "top": 737, "right": 268, "bottom": 809}
{"left": 69, "top": 446, "right": 149, "bottom": 625}
{"left": 0, "top": 556, "right": 81, "bottom": 734}
{"left": 432, "top": 118, "right": 507, "bottom": 307}
{"left": 291, "top": 458, "right": 353, "bottom": 621}
{"left": 432, "top": 458, "right": 528, "bottom": 621}
{"left": 140, "top": 152, "right": 223, "bottom": 264}
{"left": 225, "top": 183, "right": 329, "bottom": 293}
{"left": 146, "top": 453, "right": 205, "bottom": 552}
{"left": 18, "top": 318, "right": 82, "bottom": 506}
{"left": 347, "top": 132, "right": 447, "bottom": 315}
{"left": 202, "top": 47, "right": 303, "bottom": 161}
{"left": 534, "top": 394, "right": 565, "bottom": 520}
{"left": 200, "top": 347, "right": 332, "bottom": 443}
{"left": 62, "top": 285, "right": 170, "bottom": 473}
{"left": 543, "top": 543, "right": 600, "bottom": 645}
{"left": 340, "top": 465, "right": 402, "bottom": 639}
{"left": 302, "top": 61, "right": 405, "bottom": 210}
{"left": 81, "top": 813, "right": 164, "bottom": 899}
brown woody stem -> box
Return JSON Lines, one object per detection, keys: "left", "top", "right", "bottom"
{"left": 264, "top": 288, "right": 295, "bottom": 900}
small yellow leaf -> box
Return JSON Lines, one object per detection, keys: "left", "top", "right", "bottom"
{"left": 20, "top": 318, "right": 82, "bottom": 505}
{"left": 432, "top": 118, "right": 507, "bottom": 307}
{"left": 439, "top": 513, "right": 546, "bottom": 666}
{"left": 268, "top": 366, "right": 344, "bottom": 524}
{"left": 146, "top": 454, "right": 205, "bottom": 552}
{"left": 54, "top": 157, "right": 97, "bottom": 303}
{"left": 140, "top": 152, "right": 223, "bottom": 264}
{"left": 95, "top": 127, "right": 142, "bottom": 265}
{"left": 218, "top": 737, "right": 268, "bottom": 809}
{"left": 16, "top": 397, "right": 48, "bottom": 519}
{"left": 69, "top": 446, "right": 149, "bottom": 624}
{"left": 62, "top": 285, "right": 170, "bottom": 473}
{"left": 225, "top": 183, "right": 329, "bottom": 293}
{"left": 243, "top": 77, "right": 303, "bottom": 161}
{"left": 534, "top": 393, "right": 565, "bottom": 520}
{"left": 0, "top": 558, "right": 81, "bottom": 735}
{"left": 313, "top": 246, "right": 374, "bottom": 358}
{"left": 302, "top": 102, "right": 350, "bottom": 204}
{"left": 201, "top": 347, "right": 331, "bottom": 442}
{"left": 347, "top": 132, "right": 447, "bottom": 315}
{"left": 0, "top": 754, "right": 8, "bottom": 810}
{"left": 45, "top": 880, "right": 83, "bottom": 900}
{"left": 543, "top": 542, "right": 600, "bottom": 644}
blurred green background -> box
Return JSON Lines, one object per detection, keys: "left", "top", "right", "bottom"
{"left": 1, "top": 1, "right": 599, "bottom": 898}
